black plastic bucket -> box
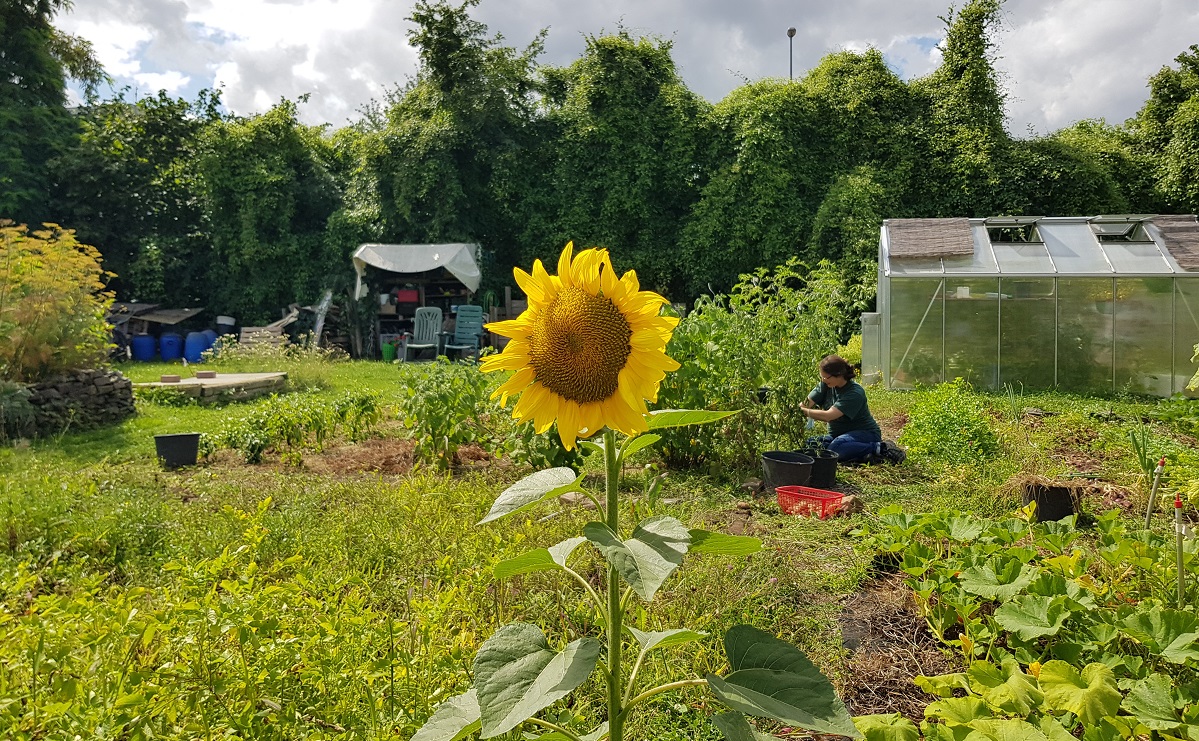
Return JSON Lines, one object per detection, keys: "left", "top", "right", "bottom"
{"left": 761, "top": 451, "right": 813, "bottom": 491}
{"left": 808, "top": 450, "right": 840, "bottom": 489}
{"left": 155, "top": 433, "right": 200, "bottom": 469}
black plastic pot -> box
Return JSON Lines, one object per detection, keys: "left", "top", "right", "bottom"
{"left": 757, "top": 386, "right": 771, "bottom": 405}
{"left": 1022, "top": 483, "right": 1077, "bottom": 522}
{"left": 808, "top": 450, "right": 840, "bottom": 489}
{"left": 155, "top": 433, "right": 200, "bottom": 469}
{"left": 761, "top": 450, "right": 813, "bottom": 492}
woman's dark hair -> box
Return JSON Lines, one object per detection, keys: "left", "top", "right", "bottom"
{"left": 819, "top": 354, "right": 855, "bottom": 381}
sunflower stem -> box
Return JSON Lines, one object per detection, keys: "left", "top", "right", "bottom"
{"left": 604, "top": 427, "right": 625, "bottom": 741}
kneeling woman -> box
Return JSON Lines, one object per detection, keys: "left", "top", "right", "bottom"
{"left": 800, "top": 354, "right": 901, "bottom": 464}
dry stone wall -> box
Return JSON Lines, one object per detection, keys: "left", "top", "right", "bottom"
{"left": 26, "top": 369, "right": 135, "bottom": 435}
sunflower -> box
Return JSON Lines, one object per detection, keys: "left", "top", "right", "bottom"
{"left": 481, "top": 242, "right": 681, "bottom": 449}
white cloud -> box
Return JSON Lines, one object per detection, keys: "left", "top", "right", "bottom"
{"left": 56, "top": 0, "right": 1199, "bottom": 134}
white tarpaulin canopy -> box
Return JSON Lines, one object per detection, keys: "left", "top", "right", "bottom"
{"left": 352, "top": 243, "right": 482, "bottom": 298}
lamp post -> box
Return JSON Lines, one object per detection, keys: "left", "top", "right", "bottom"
{"left": 787, "top": 27, "right": 796, "bottom": 80}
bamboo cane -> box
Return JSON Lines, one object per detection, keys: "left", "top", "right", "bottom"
{"left": 1144, "top": 457, "right": 1166, "bottom": 530}
{"left": 1176, "top": 491, "right": 1186, "bottom": 609}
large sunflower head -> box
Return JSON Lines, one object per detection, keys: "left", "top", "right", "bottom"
{"left": 481, "top": 242, "right": 681, "bottom": 449}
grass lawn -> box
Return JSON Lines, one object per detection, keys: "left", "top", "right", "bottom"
{"left": 2, "top": 355, "right": 1194, "bottom": 739}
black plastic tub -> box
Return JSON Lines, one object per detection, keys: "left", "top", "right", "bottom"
{"left": 155, "top": 433, "right": 200, "bottom": 469}
{"left": 761, "top": 450, "right": 813, "bottom": 492}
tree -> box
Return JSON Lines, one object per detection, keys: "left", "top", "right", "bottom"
{"left": 516, "top": 31, "right": 709, "bottom": 295}
{"left": 1133, "top": 46, "right": 1199, "bottom": 213}
{"left": 49, "top": 90, "right": 222, "bottom": 303}
{"left": 197, "top": 100, "right": 341, "bottom": 321}
{"left": 0, "top": 0, "right": 104, "bottom": 223}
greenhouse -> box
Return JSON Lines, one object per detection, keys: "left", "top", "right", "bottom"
{"left": 860, "top": 215, "right": 1199, "bottom": 397}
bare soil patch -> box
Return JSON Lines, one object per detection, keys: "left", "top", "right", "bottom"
{"left": 301, "top": 437, "right": 416, "bottom": 475}
{"left": 837, "top": 573, "right": 955, "bottom": 720}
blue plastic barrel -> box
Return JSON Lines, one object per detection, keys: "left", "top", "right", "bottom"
{"left": 201, "top": 328, "right": 218, "bottom": 349}
{"left": 130, "top": 334, "right": 156, "bottom": 362}
{"left": 183, "top": 332, "right": 207, "bottom": 363}
{"left": 159, "top": 332, "right": 183, "bottom": 361}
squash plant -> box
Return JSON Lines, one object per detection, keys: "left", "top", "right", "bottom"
{"left": 413, "top": 411, "right": 860, "bottom": 741}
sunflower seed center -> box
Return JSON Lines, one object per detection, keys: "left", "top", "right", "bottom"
{"left": 528, "top": 286, "right": 632, "bottom": 403}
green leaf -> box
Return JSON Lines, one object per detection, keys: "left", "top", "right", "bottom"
{"left": 619, "top": 433, "right": 661, "bottom": 461}
{"left": 689, "top": 529, "right": 761, "bottom": 556}
{"left": 583, "top": 516, "right": 690, "bottom": 601}
{"left": 959, "top": 559, "right": 1039, "bottom": 601}
{"left": 706, "top": 625, "right": 860, "bottom": 738}
{"left": 1119, "top": 606, "right": 1199, "bottom": 664}
{"left": 1026, "top": 573, "right": 1096, "bottom": 609}
{"left": 964, "top": 718, "right": 1052, "bottom": 741}
{"left": 711, "top": 711, "right": 778, "bottom": 741}
{"left": 993, "top": 595, "right": 1071, "bottom": 641}
{"left": 493, "top": 537, "right": 587, "bottom": 579}
{"left": 479, "top": 468, "right": 582, "bottom": 524}
{"left": 924, "top": 696, "right": 993, "bottom": 725}
{"left": 628, "top": 627, "right": 707, "bottom": 655}
{"left": 579, "top": 440, "right": 605, "bottom": 456}
{"left": 1121, "top": 673, "right": 1181, "bottom": 731}
{"left": 1038, "top": 660, "right": 1121, "bottom": 726}
{"left": 944, "top": 517, "right": 986, "bottom": 542}
{"left": 854, "top": 714, "right": 921, "bottom": 741}
{"left": 471, "top": 623, "right": 601, "bottom": 738}
{"left": 914, "top": 673, "right": 970, "bottom": 698}
{"left": 645, "top": 409, "right": 739, "bottom": 430}
{"left": 965, "top": 659, "right": 1043, "bottom": 716}
{"left": 412, "top": 689, "right": 481, "bottom": 741}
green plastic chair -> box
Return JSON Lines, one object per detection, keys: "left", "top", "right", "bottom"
{"left": 440, "top": 305, "right": 487, "bottom": 361}
{"left": 400, "top": 306, "right": 442, "bottom": 362}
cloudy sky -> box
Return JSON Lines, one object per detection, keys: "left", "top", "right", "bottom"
{"left": 59, "top": 0, "right": 1198, "bottom": 136}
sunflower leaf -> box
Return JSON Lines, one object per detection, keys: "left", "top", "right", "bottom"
{"left": 706, "top": 625, "right": 860, "bottom": 738}
{"left": 412, "top": 689, "right": 480, "bottom": 741}
{"left": 583, "top": 516, "right": 691, "bottom": 601}
{"left": 618, "top": 433, "right": 661, "bottom": 462}
{"left": 494, "top": 537, "right": 587, "bottom": 579}
{"left": 628, "top": 627, "right": 708, "bottom": 655}
{"left": 479, "top": 467, "right": 582, "bottom": 524}
{"left": 472, "top": 623, "right": 601, "bottom": 738}
{"left": 645, "top": 409, "right": 739, "bottom": 430}
{"left": 710, "top": 711, "right": 779, "bottom": 741}
{"left": 688, "top": 529, "right": 761, "bottom": 556}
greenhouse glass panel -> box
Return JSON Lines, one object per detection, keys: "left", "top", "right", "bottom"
{"left": 1114, "top": 278, "right": 1174, "bottom": 395}
{"left": 889, "top": 279, "right": 944, "bottom": 389}
{"left": 1103, "top": 242, "right": 1173, "bottom": 274}
{"left": 993, "top": 242, "right": 1055, "bottom": 274}
{"left": 1175, "top": 280, "right": 1199, "bottom": 398}
{"left": 999, "top": 278, "right": 1056, "bottom": 389}
{"left": 945, "top": 278, "right": 999, "bottom": 388}
{"left": 888, "top": 257, "right": 945, "bottom": 275}
{"left": 1042, "top": 222, "right": 1113, "bottom": 274}
{"left": 1057, "top": 279, "right": 1114, "bottom": 394}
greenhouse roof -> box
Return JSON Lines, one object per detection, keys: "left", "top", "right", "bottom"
{"left": 882, "top": 215, "right": 1199, "bottom": 277}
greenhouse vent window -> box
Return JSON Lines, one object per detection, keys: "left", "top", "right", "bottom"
{"left": 1090, "top": 216, "right": 1155, "bottom": 243}
{"left": 985, "top": 216, "right": 1043, "bottom": 243}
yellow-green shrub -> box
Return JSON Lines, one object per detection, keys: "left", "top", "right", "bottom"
{"left": 0, "top": 222, "right": 112, "bottom": 382}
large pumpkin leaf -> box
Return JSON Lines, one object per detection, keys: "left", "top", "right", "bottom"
{"left": 1119, "top": 606, "right": 1199, "bottom": 664}
{"left": 480, "top": 468, "right": 583, "bottom": 524}
{"left": 944, "top": 517, "right": 986, "bottom": 543}
{"left": 645, "top": 409, "right": 739, "bottom": 430}
{"left": 710, "top": 711, "right": 779, "bottom": 741}
{"left": 966, "top": 659, "right": 1043, "bottom": 716}
{"left": 1121, "top": 673, "right": 1181, "bottom": 731}
{"left": 706, "top": 625, "right": 860, "bottom": 738}
{"left": 924, "top": 696, "right": 994, "bottom": 725}
{"left": 1025, "top": 573, "right": 1096, "bottom": 610}
{"left": 471, "top": 623, "right": 601, "bottom": 738}
{"left": 959, "top": 559, "right": 1039, "bottom": 601}
{"left": 854, "top": 713, "right": 921, "bottom": 741}
{"left": 412, "top": 689, "right": 480, "bottom": 741}
{"left": 993, "top": 595, "right": 1071, "bottom": 641}
{"left": 689, "top": 529, "right": 761, "bottom": 555}
{"left": 965, "top": 718, "right": 1052, "bottom": 741}
{"left": 583, "top": 516, "right": 690, "bottom": 601}
{"left": 914, "top": 673, "right": 970, "bottom": 698}
{"left": 494, "top": 537, "right": 587, "bottom": 579}
{"left": 1038, "top": 660, "right": 1121, "bottom": 726}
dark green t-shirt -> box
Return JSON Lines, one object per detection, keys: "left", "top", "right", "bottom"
{"left": 808, "top": 380, "right": 881, "bottom": 438}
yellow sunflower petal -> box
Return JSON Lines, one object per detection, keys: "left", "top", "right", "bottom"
{"left": 485, "top": 317, "right": 533, "bottom": 340}
{"left": 514, "top": 267, "right": 546, "bottom": 305}
{"left": 557, "top": 242, "right": 575, "bottom": 288}
{"left": 490, "top": 366, "right": 537, "bottom": 401}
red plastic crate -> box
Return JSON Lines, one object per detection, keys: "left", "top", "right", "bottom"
{"left": 776, "top": 485, "right": 844, "bottom": 519}
{"left": 394, "top": 289, "right": 420, "bottom": 303}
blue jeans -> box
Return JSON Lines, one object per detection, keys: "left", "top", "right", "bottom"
{"left": 806, "top": 430, "right": 882, "bottom": 464}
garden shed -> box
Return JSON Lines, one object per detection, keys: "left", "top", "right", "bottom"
{"left": 860, "top": 215, "right": 1199, "bottom": 397}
